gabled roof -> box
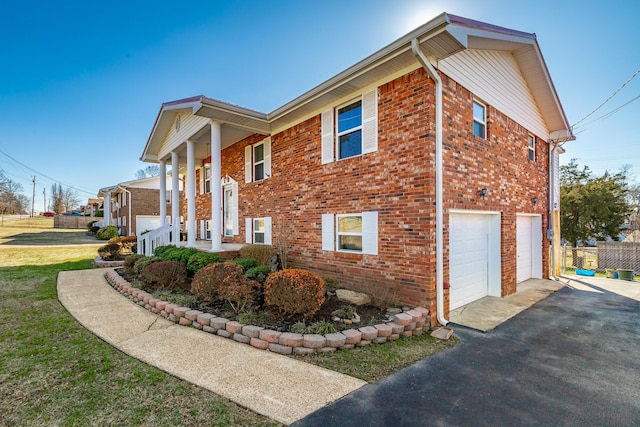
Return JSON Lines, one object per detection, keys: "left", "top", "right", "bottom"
{"left": 142, "top": 12, "right": 573, "bottom": 162}
{"left": 97, "top": 175, "right": 166, "bottom": 197}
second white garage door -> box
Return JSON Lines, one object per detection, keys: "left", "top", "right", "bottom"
{"left": 450, "top": 211, "right": 501, "bottom": 310}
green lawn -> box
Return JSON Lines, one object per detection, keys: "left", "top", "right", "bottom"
{"left": 0, "top": 220, "right": 457, "bottom": 425}
{"left": 0, "top": 222, "right": 277, "bottom": 426}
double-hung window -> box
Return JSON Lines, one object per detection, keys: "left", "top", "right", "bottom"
{"left": 322, "top": 211, "right": 378, "bottom": 255}
{"left": 337, "top": 214, "right": 363, "bottom": 251}
{"left": 322, "top": 89, "right": 378, "bottom": 164}
{"left": 337, "top": 101, "right": 363, "bottom": 159}
{"left": 245, "top": 137, "right": 271, "bottom": 183}
{"left": 528, "top": 135, "right": 535, "bottom": 161}
{"left": 473, "top": 100, "right": 486, "bottom": 139}
{"left": 245, "top": 217, "right": 272, "bottom": 244}
{"left": 204, "top": 164, "right": 212, "bottom": 193}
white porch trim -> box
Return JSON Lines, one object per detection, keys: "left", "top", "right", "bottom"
{"left": 209, "top": 121, "right": 223, "bottom": 252}
{"left": 159, "top": 160, "right": 167, "bottom": 224}
{"left": 171, "top": 151, "right": 180, "bottom": 246}
{"left": 186, "top": 140, "right": 197, "bottom": 248}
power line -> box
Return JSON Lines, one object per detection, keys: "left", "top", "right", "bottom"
{"left": 0, "top": 146, "right": 96, "bottom": 196}
{"left": 571, "top": 68, "right": 640, "bottom": 129}
{"left": 573, "top": 93, "right": 640, "bottom": 134}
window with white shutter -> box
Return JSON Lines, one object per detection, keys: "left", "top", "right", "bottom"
{"left": 321, "top": 89, "right": 378, "bottom": 163}
{"left": 322, "top": 211, "right": 378, "bottom": 255}
{"left": 245, "top": 217, "right": 272, "bottom": 245}
{"left": 245, "top": 137, "right": 272, "bottom": 182}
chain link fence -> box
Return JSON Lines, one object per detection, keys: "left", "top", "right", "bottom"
{"left": 561, "top": 242, "right": 639, "bottom": 280}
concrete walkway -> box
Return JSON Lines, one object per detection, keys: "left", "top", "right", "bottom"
{"left": 57, "top": 269, "right": 366, "bottom": 425}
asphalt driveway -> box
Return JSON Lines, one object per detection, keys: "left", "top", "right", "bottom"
{"left": 294, "top": 278, "right": 640, "bottom": 426}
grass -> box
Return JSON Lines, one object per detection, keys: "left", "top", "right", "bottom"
{"left": 293, "top": 333, "right": 457, "bottom": 383}
{"left": 0, "top": 224, "right": 278, "bottom": 426}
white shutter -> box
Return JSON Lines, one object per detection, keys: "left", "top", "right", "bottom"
{"left": 263, "top": 137, "right": 272, "bottom": 179}
{"left": 322, "top": 213, "right": 334, "bottom": 251}
{"left": 362, "top": 211, "right": 378, "bottom": 255}
{"left": 244, "top": 145, "right": 252, "bottom": 183}
{"left": 362, "top": 89, "right": 378, "bottom": 154}
{"left": 199, "top": 167, "right": 204, "bottom": 194}
{"left": 264, "top": 217, "right": 272, "bottom": 245}
{"left": 245, "top": 218, "right": 252, "bottom": 243}
{"left": 321, "top": 110, "right": 334, "bottom": 164}
{"left": 200, "top": 220, "right": 205, "bottom": 240}
{"left": 231, "top": 181, "right": 239, "bottom": 235}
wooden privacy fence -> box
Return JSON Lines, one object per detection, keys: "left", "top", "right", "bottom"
{"left": 54, "top": 215, "right": 99, "bottom": 229}
{"left": 596, "top": 241, "right": 640, "bottom": 273}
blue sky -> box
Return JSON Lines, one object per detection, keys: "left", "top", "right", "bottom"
{"left": 1, "top": 0, "right": 638, "bottom": 212}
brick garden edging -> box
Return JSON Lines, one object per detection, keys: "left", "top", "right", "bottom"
{"left": 104, "top": 269, "right": 431, "bottom": 355}
{"left": 94, "top": 256, "right": 125, "bottom": 268}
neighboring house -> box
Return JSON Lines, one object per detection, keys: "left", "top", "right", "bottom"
{"left": 138, "top": 13, "right": 574, "bottom": 324}
{"left": 97, "top": 176, "right": 182, "bottom": 236}
{"left": 83, "top": 198, "right": 102, "bottom": 217}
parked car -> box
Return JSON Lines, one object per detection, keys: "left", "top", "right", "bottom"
{"left": 42, "top": 212, "right": 55, "bottom": 217}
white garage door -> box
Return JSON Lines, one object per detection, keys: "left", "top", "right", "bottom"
{"left": 450, "top": 214, "right": 492, "bottom": 310}
{"left": 517, "top": 215, "right": 543, "bottom": 283}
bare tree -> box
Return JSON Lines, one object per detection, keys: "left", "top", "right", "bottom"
{"left": 0, "top": 171, "right": 26, "bottom": 214}
{"left": 62, "top": 187, "right": 81, "bottom": 213}
{"left": 135, "top": 165, "right": 160, "bottom": 180}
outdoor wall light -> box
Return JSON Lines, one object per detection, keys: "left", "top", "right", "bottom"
{"left": 532, "top": 196, "right": 538, "bottom": 206}
{"left": 478, "top": 187, "right": 488, "bottom": 200}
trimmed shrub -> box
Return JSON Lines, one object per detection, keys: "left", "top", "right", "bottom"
{"left": 153, "top": 245, "right": 176, "bottom": 258}
{"left": 140, "top": 260, "right": 188, "bottom": 290}
{"left": 191, "top": 262, "right": 258, "bottom": 313}
{"left": 124, "top": 254, "right": 145, "bottom": 274}
{"left": 245, "top": 265, "right": 271, "bottom": 284}
{"left": 264, "top": 269, "right": 325, "bottom": 319}
{"left": 87, "top": 220, "right": 98, "bottom": 231}
{"left": 108, "top": 236, "right": 137, "bottom": 253}
{"left": 233, "top": 257, "right": 259, "bottom": 271}
{"left": 178, "top": 247, "right": 200, "bottom": 264}
{"left": 239, "top": 244, "right": 277, "bottom": 266}
{"left": 186, "top": 252, "right": 222, "bottom": 274}
{"left": 133, "top": 256, "right": 162, "bottom": 276}
{"left": 97, "top": 243, "right": 122, "bottom": 261}
{"left": 96, "top": 225, "right": 119, "bottom": 240}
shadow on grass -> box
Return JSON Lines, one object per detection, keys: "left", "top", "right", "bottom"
{"left": 1, "top": 231, "right": 100, "bottom": 245}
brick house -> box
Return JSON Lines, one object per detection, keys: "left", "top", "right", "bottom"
{"left": 139, "top": 13, "right": 573, "bottom": 325}
{"left": 97, "top": 176, "right": 182, "bottom": 236}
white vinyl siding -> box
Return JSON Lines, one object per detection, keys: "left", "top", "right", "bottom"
{"left": 439, "top": 49, "right": 548, "bottom": 139}
{"left": 245, "top": 137, "right": 271, "bottom": 183}
{"left": 158, "top": 113, "right": 211, "bottom": 161}
{"left": 321, "top": 88, "right": 378, "bottom": 163}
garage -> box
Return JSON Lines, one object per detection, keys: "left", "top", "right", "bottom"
{"left": 516, "top": 215, "right": 543, "bottom": 283}
{"left": 449, "top": 211, "right": 501, "bottom": 310}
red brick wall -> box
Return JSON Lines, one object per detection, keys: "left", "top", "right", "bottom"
{"left": 114, "top": 189, "right": 180, "bottom": 236}
{"left": 190, "top": 67, "right": 550, "bottom": 322}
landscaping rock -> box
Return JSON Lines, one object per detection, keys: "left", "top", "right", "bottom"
{"left": 293, "top": 347, "right": 316, "bottom": 355}
{"left": 342, "top": 329, "right": 362, "bottom": 345}
{"left": 336, "top": 289, "right": 371, "bottom": 306}
{"left": 250, "top": 337, "right": 269, "bottom": 350}
{"left": 325, "top": 332, "right": 347, "bottom": 348}
{"left": 358, "top": 326, "right": 378, "bottom": 341}
{"left": 431, "top": 327, "right": 454, "bottom": 340}
{"left": 242, "top": 325, "right": 264, "bottom": 338}
{"left": 233, "top": 333, "right": 251, "bottom": 344}
{"left": 211, "top": 317, "right": 229, "bottom": 330}
{"left": 185, "top": 310, "right": 202, "bottom": 321}
{"left": 259, "top": 329, "right": 281, "bottom": 343}
{"left": 303, "top": 334, "right": 326, "bottom": 349}
{"left": 268, "top": 343, "right": 293, "bottom": 355}
{"left": 226, "top": 321, "right": 244, "bottom": 334}
{"left": 279, "top": 332, "right": 303, "bottom": 347}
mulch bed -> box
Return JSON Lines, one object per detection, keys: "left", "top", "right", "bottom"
{"left": 116, "top": 268, "right": 391, "bottom": 333}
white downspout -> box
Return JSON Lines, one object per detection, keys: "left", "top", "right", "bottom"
{"left": 412, "top": 39, "right": 448, "bottom": 326}
{"left": 548, "top": 142, "right": 559, "bottom": 280}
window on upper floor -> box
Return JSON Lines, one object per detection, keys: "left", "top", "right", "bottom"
{"left": 204, "top": 164, "right": 212, "bottom": 193}
{"left": 528, "top": 135, "right": 535, "bottom": 161}
{"left": 322, "top": 89, "right": 378, "bottom": 164}
{"left": 245, "top": 137, "right": 271, "bottom": 183}
{"left": 473, "top": 100, "right": 486, "bottom": 139}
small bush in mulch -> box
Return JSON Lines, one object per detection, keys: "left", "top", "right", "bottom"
{"left": 96, "top": 225, "right": 119, "bottom": 241}
{"left": 140, "top": 260, "right": 189, "bottom": 290}
{"left": 238, "top": 244, "right": 277, "bottom": 266}
{"left": 186, "top": 252, "right": 222, "bottom": 275}
{"left": 264, "top": 269, "right": 325, "bottom": 319}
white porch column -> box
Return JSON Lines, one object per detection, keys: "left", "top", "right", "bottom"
{"left": 104, "top": 191, "right": 111, "bottom": 226}
{"left": 210, "top": 121, "right": 223, "bottom": 252}
{"left": 159, "top": 160, "right": 167, "bottom": 225}
{"left": 171, "top": 151, "right": 181, "bottom": 246}
{"left": 186, "top": 140, "right": 197, "bottom": 248}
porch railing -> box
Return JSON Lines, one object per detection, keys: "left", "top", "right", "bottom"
{"left": 137, "top": 223, "right": 171, "bottom": 256}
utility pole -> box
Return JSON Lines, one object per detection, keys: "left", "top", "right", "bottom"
{"left": 31, "top": 176, "right": 36, "bottom": 218}
{"left": 43, "top": 188, "right": 46, "bottom": 213}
